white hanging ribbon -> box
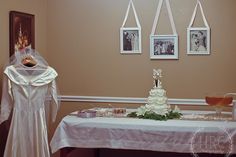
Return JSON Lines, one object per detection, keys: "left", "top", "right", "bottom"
{"left": 121, "top": 0, "right": 141, "bottom": 28}
{"left": 188, "top": 0, "right": 209, "bottom": 28}
{"left": 151, "top": 0, "right": 177, "bottom": 35}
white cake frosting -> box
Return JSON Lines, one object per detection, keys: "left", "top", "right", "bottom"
{"left": 148, "top": 86, "right": 170, "bottom": 112}
{"left": 136, "top": 68, "right": 172, "bottom": 116}
{"left": 137, "top": 86, "right": 170, "bottom": 116}
{"left": 147, "top": 87, "right": 168, "bottom": 105}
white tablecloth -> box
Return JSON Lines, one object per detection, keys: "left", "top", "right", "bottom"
{"left": 50, "top": 110, "right": 236, "bottom": 154}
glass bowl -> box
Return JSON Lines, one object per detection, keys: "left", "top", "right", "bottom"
{"left": 205, "top": 96, "right": 233, "bottom": 117}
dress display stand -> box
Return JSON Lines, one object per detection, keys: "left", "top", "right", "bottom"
{"left": 0, "top": 49, "right": 60, "bottom": 157}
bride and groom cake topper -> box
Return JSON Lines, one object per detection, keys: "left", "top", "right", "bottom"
{"left": 153, "top": 69, "right": 163, "bottom": 88}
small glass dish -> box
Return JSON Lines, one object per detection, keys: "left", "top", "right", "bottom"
{"left": 78, "top": 110, "right": 97, "bottom": 118}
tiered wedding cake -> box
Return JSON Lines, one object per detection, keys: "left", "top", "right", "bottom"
{"left": 145, "top": 86, "right": 171, "bottom": 115}
{"left": 136, "top": 69, "right": 171, "bottom": 116}
{"left": 126, "top": 68, "right": 182, "bottom": 121}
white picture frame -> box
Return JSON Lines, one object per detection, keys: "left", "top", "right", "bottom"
{"left": 187, "top": 27, "right": 210, "bottom": 55}
{"left": 150, "top": 35, "right": 178, "bottom": 59}
{"left": 120, "top": 27, "right": 141, "bottom": 54}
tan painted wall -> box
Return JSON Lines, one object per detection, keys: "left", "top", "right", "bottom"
{"left": 46, "top": 1, "right": 236, "bottom": 156}
{"left": 47, "top": 0, "right": 236, "bottom": 99}
{"left": 1, "top": 0, "right": 236, "bottom": 157}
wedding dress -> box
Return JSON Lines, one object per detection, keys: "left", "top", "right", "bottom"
{"left": 0, "top": 49, "right": 60, "bottom": 157}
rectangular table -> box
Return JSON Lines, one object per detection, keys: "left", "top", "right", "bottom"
{"left": 50, "top": 110, "right": 236, "bottom": 157}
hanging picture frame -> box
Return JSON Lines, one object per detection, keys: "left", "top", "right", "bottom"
{"left": 150, "top": 35, "right": 178, "bottom": 59}
{"left": 187, "top": 27, "right": 210, "bottom": 55}
{"left": 150, "top": 0, "right": 178, "bottom": 59}
{"left": 120, "top": 27, "right": 141, "bottom": 54}
{"left": 120, "top": 0, "right": 141, "bottom": 54}
{"left": 187, "top": 0, "right": 210, "bottom": 55}
{"left": 9, "top": 11, "right": 35, "bottom": 56}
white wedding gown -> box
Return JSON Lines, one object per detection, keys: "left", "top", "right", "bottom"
{"left": 0, "top": 65, "right": 59, "bottom": 157}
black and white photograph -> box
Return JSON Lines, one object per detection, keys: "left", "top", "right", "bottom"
{"left": 150, "top": 35, "right": 178, "bottom": 59}
{"left": 120, "top": 28, "right": 141, "bottom": 54}
{"left": 187, "top": 28, "right": 210, "bottom": 55}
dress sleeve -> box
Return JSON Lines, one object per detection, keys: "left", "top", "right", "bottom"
{"left": 0, "top": 74, "right": 13, "bottom": 125}
{"left": 49, "top": 79, "right": 60, "bottom": 122}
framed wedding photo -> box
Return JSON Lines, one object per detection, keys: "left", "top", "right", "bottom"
{"left": 120, "top": 27, "right": 141, "bottom": 54}
{"left": 187, "top": 27, "right": 210, "bottom": 55}
{"left": 150, "top": 35, "right": 178, "bottom": 59}
{"left": 9, "top": 11, "right": 35, "bottom": 56}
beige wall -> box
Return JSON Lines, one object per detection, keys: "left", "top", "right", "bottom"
{"left": 47, "top": 0, "right": 236, "bottom": 99}
{"left": 1, "top": 0, "right": 236, "bottom": 157}
{"left": 46, "top": 1, "right": 236, "bottom": 156}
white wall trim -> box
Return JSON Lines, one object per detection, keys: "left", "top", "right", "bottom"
{"left": 59, "top": 95, "right": 210, "bottom": 105}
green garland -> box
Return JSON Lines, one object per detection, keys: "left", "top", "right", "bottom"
{"left": 127, "top": 110, "right": 182, "bottom": 121}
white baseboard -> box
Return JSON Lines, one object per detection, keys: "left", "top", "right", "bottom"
{"left": 59, "top": 95, "right": 209, "bottom": 106}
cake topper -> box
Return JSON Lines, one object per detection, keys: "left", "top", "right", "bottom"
{"left": 153, "top": 69, "right": 162, "bottom": 88}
